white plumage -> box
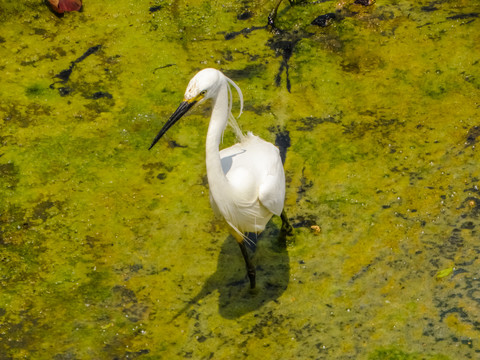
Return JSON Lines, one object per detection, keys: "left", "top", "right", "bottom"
{"left": 149, "top": 68, "right": 292, "bottom": 288}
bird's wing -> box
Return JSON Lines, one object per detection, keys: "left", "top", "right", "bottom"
{"left": 220, "top": 134, "right": 286, "bottom": 216}
{"left": 258, "top": 146, "right": 285, "bottom": 216}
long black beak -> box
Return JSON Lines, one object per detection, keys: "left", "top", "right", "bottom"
{"left": 148, "top": 100, "right": 196, "bottom": 150}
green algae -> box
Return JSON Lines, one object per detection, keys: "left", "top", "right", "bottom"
{"left": 1, "top": 0, "right": 480, "bottom": 358}
{"left": 368, "top": 347, "right": 450, "bottom": 360}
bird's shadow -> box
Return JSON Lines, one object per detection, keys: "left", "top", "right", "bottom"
{"left": 173, "top": 223, "right": 290, "bottom": 320}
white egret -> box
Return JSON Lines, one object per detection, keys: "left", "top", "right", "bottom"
{"left": 149, "top": 68, "right": 292, "bottom": 289}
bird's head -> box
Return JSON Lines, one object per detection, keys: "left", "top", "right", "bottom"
{"left": 184, "top": 68, "right": 223, "bottom": 103}
{"left": 149, "top": 68, "right": 242, "bottom": 150}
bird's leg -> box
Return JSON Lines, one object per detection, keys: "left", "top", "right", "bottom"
{"left": 229, "top": 228, "right": 256, "bottom": 289}
{"left": 277, "top": 210, "right": 294, "bottom": 249}
{"left": 238, "top": 241, "right": 256, "bottom": 289}
{"left": 280, "top": 209, "right": 293, "bottom": 236}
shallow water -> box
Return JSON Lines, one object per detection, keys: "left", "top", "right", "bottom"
{"left": 1, "top": 0, "right": 480, "bottom": 358}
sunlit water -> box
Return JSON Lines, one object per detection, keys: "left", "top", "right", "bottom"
{"left": 1, "top": 0, "right": 479, "bottom": 358}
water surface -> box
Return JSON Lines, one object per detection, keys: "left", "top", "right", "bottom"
{"left": 1, "top": 0, "right": 479, "bottom": 358}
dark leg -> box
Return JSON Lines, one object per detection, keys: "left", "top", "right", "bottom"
{"left": 238, "top": 241, "right": 256, "bottom": 289}
{"left": 280, "top": 209, "right": 293, "bottom": 236}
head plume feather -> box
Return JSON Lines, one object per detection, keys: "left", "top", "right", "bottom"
{"left": 225, "top": 75, "right": 244, "bottom": 141}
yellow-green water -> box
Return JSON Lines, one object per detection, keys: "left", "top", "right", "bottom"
{"left": 1, "top": 0, "right": 480, "bottom": 358}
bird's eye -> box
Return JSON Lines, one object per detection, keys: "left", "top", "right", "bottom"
{"left": 200, "top": 90, "right": 207, "bottom": 96}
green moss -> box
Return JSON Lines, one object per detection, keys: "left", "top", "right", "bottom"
{"left": 369, "top": 347, "right": 451, "bottom": 360}
{"left": 0, "top": 0, "right": 479, "bottom": 358}
{"left": 25, "top": 83, "right": 47, "bottom": 97}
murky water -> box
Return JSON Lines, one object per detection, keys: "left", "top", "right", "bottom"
{"left": 1, "top": 0, "right": 479, "bottom": 358}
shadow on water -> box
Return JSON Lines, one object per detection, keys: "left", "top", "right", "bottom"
{"left": 170, "top": 129, "right": 293, "bottom": 319}
{"left": 173, "top": 224, "right": 291, "bottom": 320}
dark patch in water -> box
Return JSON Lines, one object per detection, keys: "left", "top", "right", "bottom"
{"left": 224, "top": 25, "right": 266, "bottom": 40}
{"left": 153, "top": 63, "right": 175, "bottom": 73}
{"left": 50, "top": 45, "right": 103, "bottom": 95}
{"left": 296, "top": 115, "right": 341, "bottom": 131}
{"left": 25, "top": 84, "right": 46, "bottom": 97}
{"left": 446, "top": 13, "right": 479, "bottom": 20}
{"left": 243, "top": 103, "right": 271, "bottom": 116}
{"left": 57, "top": 86, "right": 72, "bottom": 97}
{"left": 142, "top": 162, "right": 173, "bottom": 172}
{"left": 111, "top": 285, "right": 148, "bottom": 323}
{"left": 453, "top": 268, "right": 468, "bottom": 277}
{"left": 273, "top": 128, "right": 291, "bottom": 164}
{"left": 440, "top": 307, "right": 470, "bottom": 322}
{"left": 311, "top": 13, "right": 337, "bottom": 27}
{"left": 465, "top": 125, "right": 480, "bottom": 146}
{"left": 75, "top": 45, "right": 102, "bottom": 63}
{"left": 427, "top": 181, "right": 480, "bottom": 340}
{"left": 168, "top": 140, "right": 187, "bottom": 148}
{"left": 90, "top": 91, "right": 113, "bottom": 99}
{"left": 421, "top": 4, "right": 439, "bottom": 12}
{"left": 342, "top": 117, "right": 405, "bottom": 138}
{"left": 31, "top": 200, "right": 62, "bottom": 221}
{"left": 240, "top": 310, "right": 286, "bottom": 336}
{"left": 237, "top": 11, "right": 254, "bottom": 21}
{"left": 225, "top": 0, "right": 318, "bottom": 92}
{"left": 224, "top": 64, "right": 267, "bottom": 80}
{"left": 461, "top": 221, "right": 475, "bottom": 229}
{"left": 196, "top": 335, "right": 207, "bottom": 343}
{"left": 0, "top": 162, "right": 19, "bottom": 190}
{"left": 149, "top": 5, "right": 162, "bottom": 13}
{"left": 127, "top": 349, "right": 150, "bottom": 357}
{"left": 296, "top": 167, "right": 313, "bottom": 202}
{"left": 268, "top": 35, "right": 303, "bottom": 92}
{"left": 0, "top": 205, "right": 27, "bottom": 241}
{"left": 130, "top": 263, "right": 143, "bottom": 273}
{"left": 142, "top": 162, "right": 174, "bottom": 183}
{"left": 354, "top": 0, "right": 375, "bottom": 5}
{"left": 1, "top": 103, "right": 51, "bottom": 127}
{"left": 172, "top": 232, "right": 290, "bottom": 320}
{"left": 54, "top": 67, "right": 74, "bottom": 83}
{"left": 266, "top": 0, "right": 312, "bottom": 92}
{"left": 350, "top": 258, "right": 381, "bottom": 282}
{"left": 441, "top": 228, "right": 464, "bottom": 257}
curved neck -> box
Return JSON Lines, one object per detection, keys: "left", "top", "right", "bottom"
{"left": 205, "top": 82, "right": 230, "bottom": 194}
{"left": 206, "top": 83, "right": 229, "bottom": 152}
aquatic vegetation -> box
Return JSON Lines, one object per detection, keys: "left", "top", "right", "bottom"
{"left": 0, "top": 0, "right": 479, "bottom": 358}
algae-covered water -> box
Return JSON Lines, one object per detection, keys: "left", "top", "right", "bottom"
{"left": 1, "top": 0, "right": 480, "bottom": 358}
